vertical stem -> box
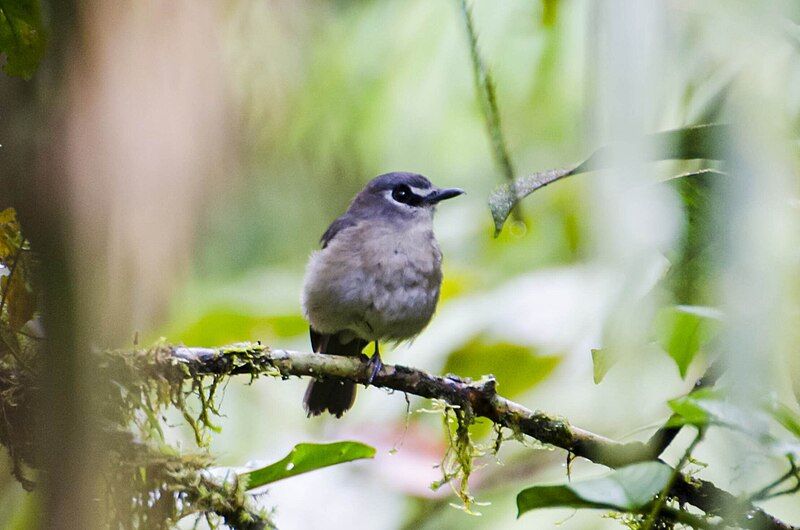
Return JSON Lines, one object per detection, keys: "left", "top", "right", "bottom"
{"left": 457, "top": 0, "right": 523, "bottom": 222}
{"left": 642, "top": 428, "right": 705, "bottom": 530}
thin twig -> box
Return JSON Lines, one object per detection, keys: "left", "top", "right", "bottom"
{"left": 750, "top": 456, "right": 799, "bottom": 502}
{"left": 643, "top": 428, "right": 705, "bottom": 530}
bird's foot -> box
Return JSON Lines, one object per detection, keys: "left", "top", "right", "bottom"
{"left": 366, "top": 345, "right": 383, "bottom": 386}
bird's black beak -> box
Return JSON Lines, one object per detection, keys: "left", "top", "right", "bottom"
{"left": 425, "top": 187, "right": 465, "bottom": 204}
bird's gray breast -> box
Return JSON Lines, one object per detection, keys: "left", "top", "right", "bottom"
{"left": 301, "top": 219, "right": 443, "bottom": 342}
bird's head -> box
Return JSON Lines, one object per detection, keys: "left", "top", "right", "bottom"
{"left": 349, "top": 172, "right": 464, "bottom": 222}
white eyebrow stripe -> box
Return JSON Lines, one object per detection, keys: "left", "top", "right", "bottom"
{"left": 409, "top": 186, "right": 433, "bottom": 196}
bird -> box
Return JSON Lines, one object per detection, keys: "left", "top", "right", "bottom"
{"left": 300, "top": 172, "right": 464, "bottom": 417}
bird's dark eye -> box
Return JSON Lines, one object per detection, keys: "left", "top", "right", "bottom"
{"left": 391, "top": 184, "right": 414, "bottom": 204}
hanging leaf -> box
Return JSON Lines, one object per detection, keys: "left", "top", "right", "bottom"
{"left": 590, "top": 348, "right": 617, "bottom": 384}
{"left": 0, "top": 0, "right": 46, "bottom": 79}
{"left": 489, "top": 124, "right": 729, "bottom": 234}
{"left": 239, "top": 441, "right": 376, "bottom": 490}
{"left": 516, "top": 462, "right": 671, "bottom": 517}
{"left": 654, "top": 305, "right": 721, "bottom": 378}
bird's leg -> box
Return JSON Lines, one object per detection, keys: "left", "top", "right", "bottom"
{"left": 366, "top": 341, "right": 383, "bottom": 385}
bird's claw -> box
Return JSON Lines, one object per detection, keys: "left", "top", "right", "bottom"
{"left": 366, "top": 351, "right": 383, "bottom": 386}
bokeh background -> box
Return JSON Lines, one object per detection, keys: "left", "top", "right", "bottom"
{"left": 2, "top": 0, "right": 800, "bottom": 529}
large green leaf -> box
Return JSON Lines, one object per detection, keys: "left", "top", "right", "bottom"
{"left": 654, "top": 305, "right": 721, "bottom": 378}
{"left": 0, "top": 0, "right": 46, "bottom": 79}
{"left": 489, "top": 124, "right": 729, "bottom": 234}
{"left": 517, "top": 462, "right": 672, "bottom": 517}
{"left": 239, "top": 441, "right": 376, "bottom": 490}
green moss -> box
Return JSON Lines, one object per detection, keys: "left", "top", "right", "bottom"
{"left": 99, "top": 343, "right": 276, "bottom": 528}
{"left": 427, "top": 400, "right": 488, "bottom": 515}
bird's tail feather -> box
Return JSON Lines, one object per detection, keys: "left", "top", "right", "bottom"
{"left": 304, "top": 379, "right": 357, "bottom": 418}
{"left": 303, "top": 330, "right": 366, "bottom": 417}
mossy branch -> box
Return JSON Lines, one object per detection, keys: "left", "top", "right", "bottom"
{"left": 161, "top": 343, "right": 796, "bottom": 530}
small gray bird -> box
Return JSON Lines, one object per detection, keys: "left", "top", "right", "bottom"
{"left": 301, "top": 172, "right": 464, "bottom": 417}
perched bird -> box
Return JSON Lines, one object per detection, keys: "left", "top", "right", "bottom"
{"left": 301, "top": 172, "right": 464, "bottom": 417}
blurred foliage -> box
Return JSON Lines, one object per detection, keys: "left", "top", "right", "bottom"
{"left": 654, "top": 306, "right": 720, "bottom": 379}
{"left": 665, "top": 170, "right": 725, "bottom": 305}
{"left": 0, "top": 208, "right": 37, "bottom": 489}
{"left": 171, "top": 309, "right": 307, "bottom": 347}
{"left": 668, "top": 388, "right": 800, "bottom": 461}
{"left": 540, "top": 0, "right": 559, "bottom": 27}
{"left": 443, "top": 337, "right": 560, "bottom": 399}
{"left": 0, "top": 0, "right": 45, "bottom": 79}
{"left": 0, "top": 208, "right": 34, "bottom": 336}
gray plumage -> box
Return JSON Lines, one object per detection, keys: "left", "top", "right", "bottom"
{"left": 301, "top": 172, "right": 464, "bottom": 417}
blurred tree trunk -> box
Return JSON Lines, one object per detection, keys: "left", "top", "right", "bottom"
{"left": 1, "top": 0, "right": 230, "bottom": 526}
{"left": 6, "top": 1, "right": 105, "bottom": 528}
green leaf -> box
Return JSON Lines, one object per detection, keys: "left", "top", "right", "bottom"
{"left": 654, "top": 305, "right": 721, "bottom": 378}
{"left": 665, "top": 169, "right": 726, "bottom": 305}
{"left": 666, "top": 393, "right": 712, "bottom": 428}
{"left": 762, "top": 399, "right": 800, "bottom": 439}
{"left": 590, "top": 348, "right": 617, "bottom": 384}
{"left": 443, "top": 337, "right": 560, "bottom": 399}
{"left": 0, "top": 0, "right": 46, "bottom": 79}
{"left": 489, "top": 124, "right": 730, "bottom": 234}
{"left": 517, "top": 462, "right": 672, "bottom": 517}
{"left": 668, "top": 391, "right": 800, "bottom": 459}
{"left": 239, "top": 441, "right": 376, "bottom": 490}
{"left": 667, "top": 389, "right": 770, "bottom": 436}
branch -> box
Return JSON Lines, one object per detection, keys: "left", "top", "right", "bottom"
{"left": 165, "top": 344, "right": 797, "bottom": 530}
